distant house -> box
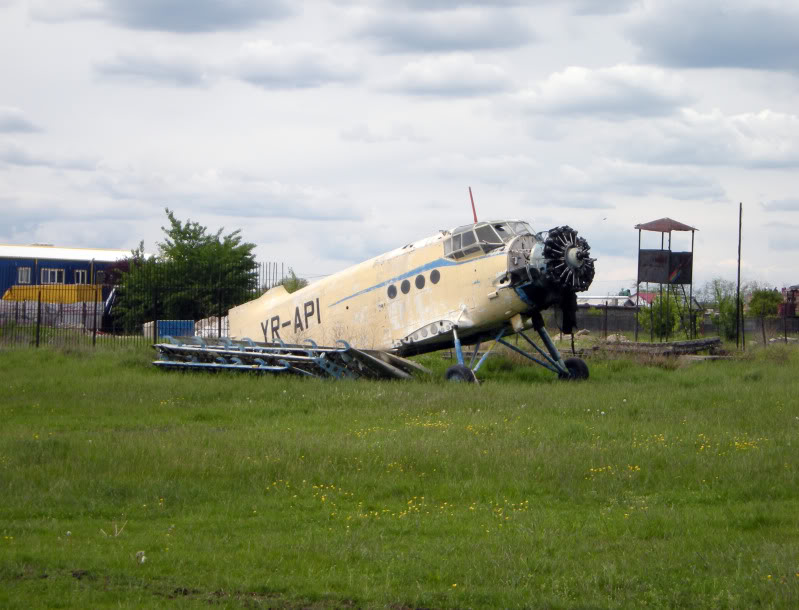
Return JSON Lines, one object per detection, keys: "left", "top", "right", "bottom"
{"left": 630, "top": 292, "right": 657, "bottom": 307}
{"left": 779, "top": 284, "right": 799, "bottom": 317}
{"left": 0, "top": 244, "right": 130, "bottom": 304}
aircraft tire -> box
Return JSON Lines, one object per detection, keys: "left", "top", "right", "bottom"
{"left": 445, "top": 364, "right": 477, "bottom": 383}
{"left": 563, "top": 357, "right": 589, "bottom": 380}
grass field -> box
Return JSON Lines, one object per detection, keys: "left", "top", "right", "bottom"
{"left": 1, "top": 343, "right": 798, "bottom": 608}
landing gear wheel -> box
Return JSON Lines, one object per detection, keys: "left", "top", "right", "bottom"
{"left": 561, "top": 357, "right": 589, "bottom": 380}
{"left": 445, "top": 364, "right": 477, "bottom": 383}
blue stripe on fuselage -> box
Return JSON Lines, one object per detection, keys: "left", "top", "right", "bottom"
{"left": 327, "top": 252, "right": 506, "bottom": 308}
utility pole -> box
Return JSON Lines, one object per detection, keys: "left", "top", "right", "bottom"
{"left": 736, "top": 203, "right": 743, "bottom": 349}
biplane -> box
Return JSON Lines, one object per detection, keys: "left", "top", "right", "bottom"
{"left": 221, "top": 219, "right": 596, "bottom": 381}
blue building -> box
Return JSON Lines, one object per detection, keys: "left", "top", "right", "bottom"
{"left": 0, "top": 243, "right": 131, "bottom": 302}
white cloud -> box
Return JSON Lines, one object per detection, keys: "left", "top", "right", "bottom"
{"left": 572, "top": 160, "right": 726, "bottom": 201}
{"left": 384, "top": 0, "right": 636, "bottom": 16}
{"left": 417, "top": 153, "right": 540, "bottom": 184}
{"left": 30, "top": 0, "right": 291, "bottom": 32}
{"left": 92, "top": 41, "right": 360, "bottom": 89}
{"left": 410, "top": 151, "right": 723, "bottom": 205}
{"left": 312, "top": 228, "right": 393, "bottom": 264}
{"left": 0, "top": 107, "right": 41, "bottom": 132}
{"left": 628, "top": 0, "right": 799, "bottom": 72}
{"left": 357, "top": 7, "right": 535, "bottom": 52}
{"left": 0, "top": 139, "right": 95, "bottom": 170}
{"left": 619, "top": 109, "right": 799, "bottom": 169}
{"left": 94, "top": 51, "right": 211, "bottom": 87}
{"left": 761, "top": 199, "right": 799, "bottom": 212}
{"left": 393, "top": 0, "right": 525, "bottom": 9}
{"left": 383, "top": 54, "right": 512, "bottom": 96}
{"left": 88, "top": 165, "right": 361, "bottom": 222}
{"left": 28, "top": 0, "right": 103, "bottom": 22}
{"left": 228, "top": 41, "right": 359, "bottom": 89}
{"left": 571, "top": 0, "right": 637, "bottom": 15}
{"left": 768, "top": 236, "right": 799, "bottom": 252}
{"left": 510, "top": 65, "right": 689, "bottom": 120}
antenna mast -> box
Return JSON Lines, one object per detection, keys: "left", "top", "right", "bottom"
{"left": 468, "top": 187, "right": 478, "bottom": 223}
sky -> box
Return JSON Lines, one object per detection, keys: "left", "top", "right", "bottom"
{"left": 1, "top": 0, "right": 798, "bottom": 293}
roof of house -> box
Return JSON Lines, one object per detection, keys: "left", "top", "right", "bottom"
{"left": 633, "top": 291, "right": 657, "bottom": 305}
{"left": 634, "top": 217, "right": 697, "bottom": 233}
{"left": 0, "top": 244, "right": 132, "bottom": 263}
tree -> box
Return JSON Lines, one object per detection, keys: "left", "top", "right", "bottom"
{"left": 749, "top": 289, "right": 782, "bottom": 346}
{"left": 637, "top": 293, "right": 680, "bottom": 340}
{"left": 749, "top": 289, "right": 781, "bottom": 317}
{"left": 697, "top": 278, "right": 740, "bottom": 340}
{"left": 157, "top": 208, "right": 258, "bottom": 319}
{"left": 113, "top": 210, "right": 258, "bottom": 332}
{"left": 278, "top": 268, "right": 308, "bottom": 294}
{"left": 111, "top": 241, "right": 160, "bottom": 333}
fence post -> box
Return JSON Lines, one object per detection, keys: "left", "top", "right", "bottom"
{"left": 217, "top": 267, "right": 223, "bottom": 339}
{"left": 92, "top": 286, "right": 99, "bottom": 347}
{"left": 784, "top": 304, "right": 788, "bottom": 344}
{"left": 35, "top": 289, "right": 42, "bottom": 348}
{"left": 603, "top": 301, "right": 608, "bottom": 339}
{"left": 742, "top": 313, "right": 746, "bottom": 352}
{"left": 649, "top": 305, "right": 653, "bottom": 343}
{"left": 152, "top": 269, "right": 158, "bottom": 345}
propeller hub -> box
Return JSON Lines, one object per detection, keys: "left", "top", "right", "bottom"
{"left": 564, "top": 246, "right": 584, "bottom": 269}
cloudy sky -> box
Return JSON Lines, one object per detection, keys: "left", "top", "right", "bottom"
{"left": 1, "top": 0, "right": 798, "bottom": 292}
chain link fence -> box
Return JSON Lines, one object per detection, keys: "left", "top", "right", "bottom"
{"left": 0, "top": 262, "right": 284, "bottom": 348}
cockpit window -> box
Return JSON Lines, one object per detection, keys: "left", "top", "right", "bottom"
{"left": 475, "top": 224, "right": 503, "bottom": 253}
{"left": 510, "top": 222, "right": 533, "bottom": 235}
{"left": 444, "top": 222, "right": 512, "bottom": 259}
{"left": 492, "top": 223, "right": 515, "bottom": 243}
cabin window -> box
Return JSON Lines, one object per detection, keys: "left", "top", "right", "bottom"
{"left": 74, "top": 269, "right": 88, "bottom": 284}
{"left": 17, "top": 267, "right": 31, "bottom": 284}
{"left": 41, "top": 268, "right": 65, "bottom": 284}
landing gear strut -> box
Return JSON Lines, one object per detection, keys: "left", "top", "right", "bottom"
{"left": 447, "top": 313, "right": 589, "bottom": 383}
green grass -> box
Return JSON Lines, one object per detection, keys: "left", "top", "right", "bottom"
{"left": 1, "top": 344, "right": 798, "bottom": 608}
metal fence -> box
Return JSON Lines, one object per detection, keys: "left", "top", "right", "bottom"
{"left": 558, "top": 305, "right": 799, "bottom": 346}
{"left": 3, "top": 271, "right": 799, "bottom": 349}
{"left": 0, "top": 262, "right": 285, "bottom": 348}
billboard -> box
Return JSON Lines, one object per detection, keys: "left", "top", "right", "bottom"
{"left": 638, "top": 250, "right": 693, "bottom": 285}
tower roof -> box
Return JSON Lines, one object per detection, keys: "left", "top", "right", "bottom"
{"left": 634, "top": 217, "right": 697, "bottom": 232}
